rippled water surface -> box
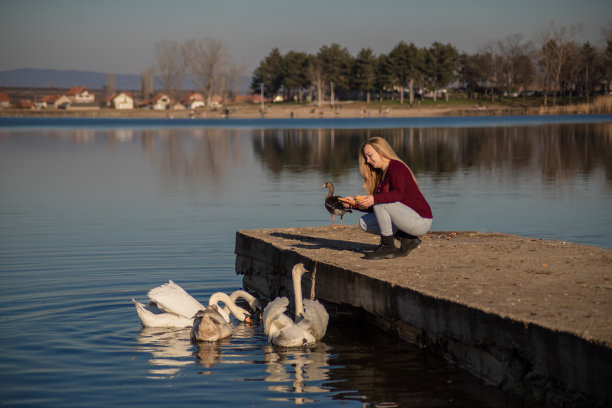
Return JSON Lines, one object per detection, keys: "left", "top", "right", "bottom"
{"left": 1, "top": 116, "right": 610, "bottom": 407}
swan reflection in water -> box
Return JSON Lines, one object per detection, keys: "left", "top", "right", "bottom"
{"left": 136, "top": 319, "right": 261, "bottom": 377}
{"left": 135, "top": 312, "right": 334, "bottom": 404}
{"left": 136, "top": 327, "right": 193, "bottom": 379}
{"left": 263, "top": 343, "right": 332, "bottom": 405}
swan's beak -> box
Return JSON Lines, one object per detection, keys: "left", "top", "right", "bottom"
{"left": 245, "top": 312, "right": 261, "bottom": 326}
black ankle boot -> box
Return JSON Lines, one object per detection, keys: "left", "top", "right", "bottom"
{"left": 364, "top": 235, "right": 400, "bottom": 260}
{"left": 395, "top": 231, "right": 421, "bottom": 257}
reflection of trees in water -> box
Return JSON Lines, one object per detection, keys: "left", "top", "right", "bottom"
{"left": 536, "top": 123, "right": 612, "bottom": 182}
{"left": 24, "top": 122, "right": 611, "bottom": 185}
{"left": 253, "top": 129, "right": 366, "bottom": 178}
{"left": 142, "top": 128, "right": 252, "bottom": 192}
{"left": 124, "top": 123, "right": 611, "bottom": 191}
{"left": 251, "top": 123, "right": 612, "bottom": 183}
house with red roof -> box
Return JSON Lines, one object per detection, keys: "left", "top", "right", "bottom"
{"left": 14, "top": 99, "right": 34, "bottom": 110}
{"left": 39, "top": 94, "right": 72, "bottom": 109}
{"left": 181, "top": 92, "right": 205, "bottom": 109}
{"left": 138, "top": 93, "right": 171, "bottom": 110}
{"left": 209, "top": 94, "right": 223, "bottom": 109}
{"left": 65, "top": 86, "right": 95, "bottom": 104}
{"left": 0, "top": 92, "right": 10, "bottom": 109}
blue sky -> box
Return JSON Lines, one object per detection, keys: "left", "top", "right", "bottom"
{"left": 1, "top": 0, "right": 609, "bottom": 76}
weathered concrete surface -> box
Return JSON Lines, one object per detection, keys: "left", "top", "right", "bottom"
{"left": 235, "top": 226, "right": 612, "bottom": 407}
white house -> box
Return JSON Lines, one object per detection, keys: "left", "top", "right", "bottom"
{"left": 66, "top": 86, "right": 95, "bottom": 104}
{"left": 107, "top": 92, "right": 134, "bottom": 110}
{"left": 39, "top": 94, "right": 72, "bottom": 109}
{"left": 209, "top": 94, "right": 223, "bottom": 109}
{"left": 140, "top": 93, "right": 171, "bottom": 110}
{"left": 181, "top": 92, "right": 205, "bottom": 109}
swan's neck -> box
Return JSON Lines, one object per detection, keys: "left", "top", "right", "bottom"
{"left": 230, "top": 290, "right": 256, "bottom": 308}
{"left": 292, "top": 268, "right": 305, "bottom": 318}
{"left": 209, "top": 292, "right": 248, "bottom": 321}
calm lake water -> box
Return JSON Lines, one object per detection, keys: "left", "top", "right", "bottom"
{"left": 1, "top": 115, "right": 611, "bottom": 407}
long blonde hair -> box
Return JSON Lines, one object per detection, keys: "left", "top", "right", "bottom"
{"left": 359, "top": 137, "right": 416, "bottom": 194}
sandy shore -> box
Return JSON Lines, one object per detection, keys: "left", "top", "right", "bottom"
{"left": 2, "top": 97, "right": 610, "bottom": 119}
{"left": 0, "top": 102, "right": 530, "bottom": 119}
{"left": 219, "top": 103, "right": 500, "bottom": 119}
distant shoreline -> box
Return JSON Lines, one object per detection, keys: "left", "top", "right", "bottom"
{"left": 1, "top": 97, "right": 611, "bottom": 119}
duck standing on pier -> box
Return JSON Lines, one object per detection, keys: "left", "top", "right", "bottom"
{"left": 321, "top": 181, "right": 352, "bottom": 228}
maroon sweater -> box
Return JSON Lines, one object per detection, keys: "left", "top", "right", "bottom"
{"left": 372, "top": 159, "right": 433, "bottom": 219}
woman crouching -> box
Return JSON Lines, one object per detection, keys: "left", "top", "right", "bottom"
{"left": 354, "top": 137, "right": 433, "bottom": 260}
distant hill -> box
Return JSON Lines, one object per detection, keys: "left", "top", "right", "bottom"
{"left": 0, "top": 69, "right": 141, "bottom": 90}
{"left": 0, "top": 68, "right": 252, "bottom": 93}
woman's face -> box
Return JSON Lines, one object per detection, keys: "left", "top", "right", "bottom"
{"left": 363, "top": 144, "right": 388, "bottom": 170}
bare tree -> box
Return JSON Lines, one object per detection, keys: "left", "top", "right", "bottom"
{"left": 140, "top": 68, "right": 154, "bottom": 100}
{"left": 105, "top": 73, "right": 116, "bottom": 98}
{"left": 496, "top": 34, "right": 535, "bottom": 95}
{"left": 307, "top": 56, "right": 326, "bottom": 108}
{"left": 478, "top": 41, "right": 498, "bottom": 101}
{"left": 153, "top": 40, "right": 187, "bottom": 106}
{"left": 222, "top": 62, "right": 246, "bottom": 103}
{"left": 185, "top": 37, "right": 229, "bottom": 108}
{"left": 602, "top": 24, "right": 612, "bottom": 93}
{"left": 538, "top": 22, "right": 582, "bottom": 106}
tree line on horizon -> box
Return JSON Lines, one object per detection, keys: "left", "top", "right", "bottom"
{"left": 250, "top": 22, "right": 612, "bottom": 108}
{"left": 145, "top": 22, "right": 611, "bottom": 109}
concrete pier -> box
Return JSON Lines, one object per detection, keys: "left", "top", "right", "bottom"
{"left": 235, "top": 226, "right": 612, "bottom": 407}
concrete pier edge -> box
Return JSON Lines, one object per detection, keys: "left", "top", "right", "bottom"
{"left": 235, "top": 228, "right": 612, "bottom": 407}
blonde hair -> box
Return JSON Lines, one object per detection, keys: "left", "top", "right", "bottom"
{"left": 359, "top": 137, "right": 416, "bottom": 194}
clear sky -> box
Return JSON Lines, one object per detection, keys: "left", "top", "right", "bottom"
{"left": 1, "top": 0, "right": 609, "bottom": 76}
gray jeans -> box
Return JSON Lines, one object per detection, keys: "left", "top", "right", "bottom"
{"left": 359, "top": 202, "right": 432, "bottom": 237}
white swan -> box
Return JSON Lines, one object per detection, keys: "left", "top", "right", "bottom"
{"left": 132, "top": 299, "right": 194, "bottom": 328}
{"left": 148, "top": 280, "right": 205, "bottom": 319}
{"left": 208, "top": 292, "right": 251, "bottom": 323}
{"left": 230, "top": 290, "right": 263, "bottom": 316}
{"left": 263, "top": 264, "right": 329, "bottom": 347}
{"left": 132, "top": 280, "right": 254, "bottom": 328}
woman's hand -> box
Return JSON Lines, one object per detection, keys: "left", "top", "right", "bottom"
{"left": 355, "top": 195, "right": 374, "bottom": 209}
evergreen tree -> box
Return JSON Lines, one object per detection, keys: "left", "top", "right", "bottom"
{"left": 251, "top": 48, "right": 284, "bottom": 97}
{"left": 423, "top": 42, "right": 458, "bottom": 101}
{"left": 282, "top": 51, "right": 310, "bottom": 102}
{"left": 317, "top": 43, "right": 354, "bottom": 102}
{"left": 375, "top": 54, "right": 393, "bottom": 102}
{"left": 388, "top": 41, "right": 422, "bottom": 105}
{"left": 353, "top": 48, "right": 377, "bottom": 103}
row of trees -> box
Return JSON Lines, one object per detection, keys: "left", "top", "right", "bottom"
{"left": 144, "top": 37, "right": 245, "bottom": 106}
{"left": 251, "top": 22, "right": 612, "bottom": 107}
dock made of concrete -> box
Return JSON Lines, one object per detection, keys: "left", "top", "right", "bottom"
{"left": 235, "top": 226, "right": 612, "bottom": 407}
